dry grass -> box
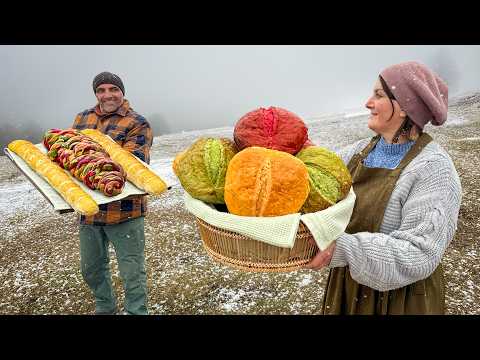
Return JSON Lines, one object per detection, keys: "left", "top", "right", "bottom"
{"left": 431, "top": 118, "right": 480, "bottom": 314}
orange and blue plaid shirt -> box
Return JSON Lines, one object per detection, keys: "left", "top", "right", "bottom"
{"left": 72, "top": 99, "right": 153, "bottom": 226}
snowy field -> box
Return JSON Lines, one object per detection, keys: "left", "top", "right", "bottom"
{"left": 0, "top": 92, "right": 479, "bottom": 314}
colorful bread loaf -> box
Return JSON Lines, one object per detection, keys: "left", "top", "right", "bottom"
{"left": 233, "top": 106, "right": 309, "bottom": 155}
{"left": 173, "top": 138, "right": 238, "bottom": 204}
{"left": 296, "top": 146, "right": 352, "bottom": 213}
{"left": 80, "top": 128, "right": 167, "bottom": 195}
{"left": 8, "top": 140, "right": 99, "bottom": 215}
{"left": 224, "top": 146, "right": 310, "bottom": 216}
{"left": 43, "top": 129, "right": 126, "bottom": 197}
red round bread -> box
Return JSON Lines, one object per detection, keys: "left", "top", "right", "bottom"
{"left": 233, "top": 106, "right": 308, "bottom": 155}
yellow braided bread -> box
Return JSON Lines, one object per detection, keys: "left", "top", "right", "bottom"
{"left": 80, "top": 129, "right": 167, "bottom": 195}
{"left": 8, "top": 140, "right": 99, "bottom": 215}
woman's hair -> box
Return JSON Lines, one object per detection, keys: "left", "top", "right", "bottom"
{"left": 379, "top": 76, "right": 421, "bottom": 143}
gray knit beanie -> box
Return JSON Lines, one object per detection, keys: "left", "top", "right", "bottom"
{"left": 92, "top": 71, "right": 125, "bottom": 95}
{"left": 380, "top": 61, "right": 448, "bottom": 130}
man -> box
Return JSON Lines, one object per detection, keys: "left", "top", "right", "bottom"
{"left": 72, "top": 71, "right": 153, "bottom": 315}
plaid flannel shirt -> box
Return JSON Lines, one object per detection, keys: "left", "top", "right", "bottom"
{"left": 72, "top": 99, "right": 153, "bottom": 226}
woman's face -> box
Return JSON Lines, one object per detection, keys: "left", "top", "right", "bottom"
{"left": 365, "top": 78, "right": 405, "bottom": 140}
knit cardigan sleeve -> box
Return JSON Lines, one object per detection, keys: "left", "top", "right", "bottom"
{"left": 329, "top": 146, "right": 462, "bottom": 291}
{"left": 336, "top": 138, "right": 370, "bottom": 165}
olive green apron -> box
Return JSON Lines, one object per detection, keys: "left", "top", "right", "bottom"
{"left": 321, "top": 133, "right": 445, "bottom": 315}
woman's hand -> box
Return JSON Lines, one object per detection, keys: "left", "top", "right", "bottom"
{"left": 304, "top": 241, "right": 336, "bottom": 270}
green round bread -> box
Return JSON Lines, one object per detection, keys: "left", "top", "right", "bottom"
{"left": 173, "top": 137, "right": 238, "bottom": 204}
{"left": 296, "top": 146, "right": 352, "bottom": 213}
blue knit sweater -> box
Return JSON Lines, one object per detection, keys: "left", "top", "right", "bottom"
{"left": 363, "top": 137, "right": 415, "bottom": 169}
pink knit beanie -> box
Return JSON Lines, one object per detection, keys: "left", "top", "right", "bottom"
{"left": 380, "top": 61, "right": 448, "bottom": 130}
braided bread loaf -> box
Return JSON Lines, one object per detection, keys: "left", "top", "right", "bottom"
{"left": 80, "top": 129, "right": 167, "bottom": 195}
{"left": 8, "top": 140, "right": 99, "bottom": 215}
{"left": 43, "top": 129, "right": 126, "bottom": 197}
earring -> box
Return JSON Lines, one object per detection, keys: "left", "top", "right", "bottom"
{"left": 400, "top": 123, "right": 412, "bottom": 139}
{"left": 392, "top": 133, "right": 400, "bottom": 143}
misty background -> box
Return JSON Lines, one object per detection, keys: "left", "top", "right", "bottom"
{"left": 1, "top": 45, "right": 479, "bottom": 150}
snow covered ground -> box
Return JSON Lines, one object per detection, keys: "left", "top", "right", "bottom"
{"left": 0, "top": 93, "right": 479, "bottom": 314}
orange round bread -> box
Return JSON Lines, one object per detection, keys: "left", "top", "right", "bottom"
{"left": 224, "top": 147, "right": 310, "bottom": 216}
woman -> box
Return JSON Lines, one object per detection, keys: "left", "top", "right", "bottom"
{"left": 305, "top": 61, "right": 462, "bottom": 315}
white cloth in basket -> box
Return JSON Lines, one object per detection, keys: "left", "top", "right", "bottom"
{"left": 184, "top": 187, "right": 356, "bottom": 251}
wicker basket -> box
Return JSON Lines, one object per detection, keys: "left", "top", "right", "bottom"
{"left": 195, "top": 217, "right": 319, "bottom": 272}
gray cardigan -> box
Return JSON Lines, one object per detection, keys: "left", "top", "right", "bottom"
{"left": 329, "top": 138, "right": 462, "bottom": 291}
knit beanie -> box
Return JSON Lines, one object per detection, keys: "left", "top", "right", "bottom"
{"left": 92, "top": 72, "right": 125, "bottom": 95}
{"left": 380, "top": 61, "right": 448, "bottom": 130}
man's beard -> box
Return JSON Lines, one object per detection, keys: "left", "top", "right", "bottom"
{"left": 100, "top": 101, "right": 120, "bottom": 114}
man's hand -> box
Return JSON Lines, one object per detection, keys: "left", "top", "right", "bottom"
{"left": 304, "top": 241, "right": 336, "bottom": 270}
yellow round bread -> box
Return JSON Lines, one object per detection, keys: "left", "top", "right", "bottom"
{"left": 224, "top": 146, "right": 310, "bottom": 216}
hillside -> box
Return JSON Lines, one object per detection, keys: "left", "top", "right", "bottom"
{"left": 1, "top": 94, "right": 479, "bottom": 314}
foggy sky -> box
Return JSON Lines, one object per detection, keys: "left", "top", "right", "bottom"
{"left": 1, "top": 45, "right": 480, "bottom": 148}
